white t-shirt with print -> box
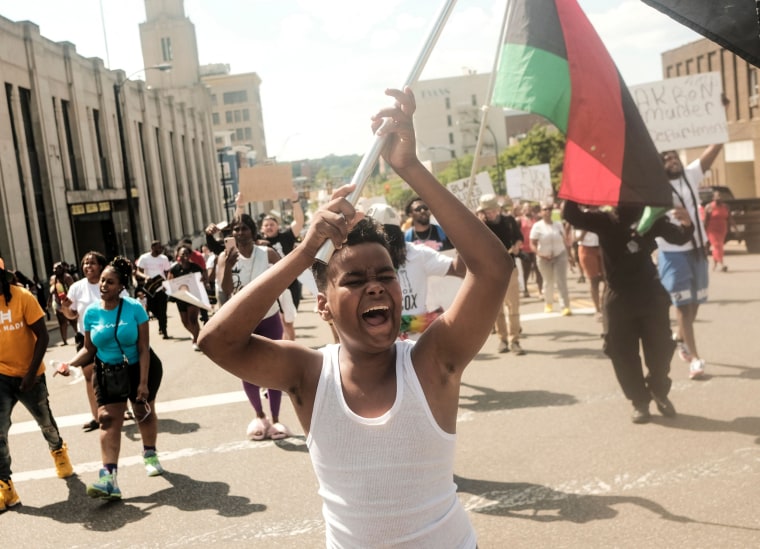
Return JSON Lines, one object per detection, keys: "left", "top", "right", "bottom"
{"left": 656, "top": 159, "right": 706, "bottom": 253}
{"left": 397, "top": 243, "right": 453, "bottom": 316}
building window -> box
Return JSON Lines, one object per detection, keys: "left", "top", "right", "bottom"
{"left": 223, "top": 90, "right": 248, "bottom": 105}
{"left": 236, "top": 128, "right": 244, "bottom": 140}
{"left": 447, "top": 114, "right": 452, "bottom": 127}
{"left": 60, "top": 99, "right": 82, "bottom": 190}
{"left": 242, "top": 108, "right": 250, "bottom": 121}
{"left": 211, "top": 94, "right": 217, "bottom": 106}
{"left": 448, "top": 132, "right": 454, "bottom": 145}
{"left": 225, "top": 111, "right": 233, "bottom": 123}
{"left": 234, "top": 110, "right": 241, "bottom": 122}
{"left": 471, "top": 94, "right": 477, "bottom": 107}
{"left": 93, "top": 108, "right": 110, "bottom": 188}
{"left": 161, "top": 37, "right": 173, "bottom": 62}
{"left": 244, "top": 127, "right": 252, "bottom": 140}
{"left": 445, "top": 97, "right": 450, "bottom": 109}
{"left": 212, "top": 113, "right": 219, "bottom": 125}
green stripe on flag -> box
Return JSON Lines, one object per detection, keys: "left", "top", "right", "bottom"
{"left": 492, "top": 43, "right": 570, "bottom": 134}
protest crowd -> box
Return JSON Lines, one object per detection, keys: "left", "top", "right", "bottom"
{"left": 1, "top": 1, "right": 755, "bottom": 544}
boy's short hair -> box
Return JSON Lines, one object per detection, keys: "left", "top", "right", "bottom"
{"left": 311, "top": 217, "right": 391, "bottom": 292}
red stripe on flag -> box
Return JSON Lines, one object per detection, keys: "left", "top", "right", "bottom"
{"left": 555, "top": 0, "right": 625, "bottom": 190}
{"left": 561, "top": 140, "right": 620, "bottom": 205}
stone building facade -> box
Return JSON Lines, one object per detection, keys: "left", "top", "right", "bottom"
{"left": 0, "top": 4, "right": 222, "bottom": 281}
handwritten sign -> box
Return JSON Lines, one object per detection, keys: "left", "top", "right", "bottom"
{"left": 446, "top": 171, "right": 495, "bottom": 211}
{"left": 629, "top": 72, "right": 728, "bottom": 151}
{"left": 238, "top": 164, "right": 294, "bottom": 202}
{"left": 505, "top": 164, "right": 553, "bottom": 202}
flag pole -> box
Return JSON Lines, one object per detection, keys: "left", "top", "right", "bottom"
{"left": 315, "top": 0, "right": 459, "bottom": 264}
{"left": 464, "top": 1, "right": 511, "bottom": 208}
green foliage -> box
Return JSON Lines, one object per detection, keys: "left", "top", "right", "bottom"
{"left": 501, "top": 125, "right": 565, "bottom": 189}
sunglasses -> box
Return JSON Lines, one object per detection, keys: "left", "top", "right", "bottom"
{"left": 413, "top": 205, "right": 429, "bottom": 213}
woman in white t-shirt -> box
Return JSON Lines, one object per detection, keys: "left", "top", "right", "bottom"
{"left": 60, "top": 251, "right": 109, "bottom": 431}
{"left": 530, "top": 203, "right": 575, "bottom": 315}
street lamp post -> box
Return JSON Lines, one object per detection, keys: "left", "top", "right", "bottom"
{"left": 483, "top": 124, "right": 503, "bottom": 195}
{"left": 114, "top": 63, "right": 171, "bottom": 256}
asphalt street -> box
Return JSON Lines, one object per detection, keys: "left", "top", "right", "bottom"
{"left": 4, "top": 243, "right": 759, "bottom": 548}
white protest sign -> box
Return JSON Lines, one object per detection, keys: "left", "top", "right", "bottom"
{"left": 446, "top": 171, "right": 495, "bottom": 211}
{"left": 630, "top": 72, "right": 728, "bottom": 151}
{"left": 162, "top": 272, "right": 212, "bottom": 311}
{"left": 505, "top": 164, "right": 553, "bottom": 202}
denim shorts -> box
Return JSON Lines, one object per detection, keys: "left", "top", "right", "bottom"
{"left": 657, "top": 250, "right": 708, "bottom": 306}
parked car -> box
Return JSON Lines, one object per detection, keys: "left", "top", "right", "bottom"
{"left": 698, "top": 185, "right": 760, "bottom": 253}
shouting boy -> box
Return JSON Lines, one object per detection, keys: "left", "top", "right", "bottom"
{"left": 199, "top": 87, "right": 511, "bottom": 547}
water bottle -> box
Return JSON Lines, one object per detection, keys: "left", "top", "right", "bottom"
{"left": 49, "top": 360, "right": 83, "bottom": 383}
{"left": 49, "top": 359, "right": 70, "bottom": 377}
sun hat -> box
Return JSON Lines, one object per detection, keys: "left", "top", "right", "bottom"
{"left": 477, "top": 193, "right": 500, "bottom": 213}
{"left": 365, "top": 203, "right": 401, "bottom": 227}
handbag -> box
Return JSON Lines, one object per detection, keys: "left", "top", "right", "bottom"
{"left": 143, "top": 275, "right": 165, "bottom": 298}
{"left": 95, "top": 298, "right": 131, "bottom": 400}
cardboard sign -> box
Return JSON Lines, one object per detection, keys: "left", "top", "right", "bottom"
{"left": 446, "top": 172, "right": 495, "bottom": 211}
{"left": 630, "top": 72, "right": 728, "bottom": 151}
{"left": 505, "top": 164, "right": 553, "bottom": 202}
{"left": 162, "top": 272, "right": 211, "bottom": 311}
{"left": 238, "top": 164, "right": 294, "bottom": 202}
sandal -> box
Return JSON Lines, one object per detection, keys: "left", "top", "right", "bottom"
{"left": 124, "top": 409, "right": 135, "bottom": 421}
{"left": 246, "top": 417, "right": 271, "bottom": 441}
{"left": 267, "top": 422, "right": 292, "bottom": 441}
{"left": 82, "top": 419, "right": 99, "bottom": 432}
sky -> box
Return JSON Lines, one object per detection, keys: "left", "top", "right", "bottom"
{"left": 0, "top": 0, "right": 700, "bottom": 161}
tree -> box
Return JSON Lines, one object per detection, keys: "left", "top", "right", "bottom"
{"left": 501, "top": 125, "right": 565, "bottom": 190}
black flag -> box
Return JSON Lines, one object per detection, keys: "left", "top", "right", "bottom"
{"left": 641, "top": 0, "right": 760, "bottom": 68}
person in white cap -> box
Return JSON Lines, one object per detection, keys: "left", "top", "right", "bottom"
{"left": 477, "top": 194, "right": 526, "bottom": 355}
{"left": 365, "top": 202, "right": 464, "bottom": 340}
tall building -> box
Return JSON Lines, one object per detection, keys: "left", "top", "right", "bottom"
{"left": 662, "top": 38, "right": 760, "bottom": 198}
{"left": 413, "top": 72, "right": 513, "bottom": 192}
{"left": 0, "top": 1, "right": 222, "bottom": 278}
{"left": 201, "top": 66, "right": 268, "bottom": 159}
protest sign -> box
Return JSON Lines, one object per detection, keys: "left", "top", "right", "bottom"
{"left": 505, "top": 164, "right": 553, "bottom": 202}
{"left": 238, "top": 164, "right": 294, "bottom": 202}
{"left": 629, "top": 72, "right": 728, "bottom": 151}
{"left": 162, "top": 272, "right": 212, "bottom": 311}
{"left": 446, "top": 172, "right": 495, "bottom": 211}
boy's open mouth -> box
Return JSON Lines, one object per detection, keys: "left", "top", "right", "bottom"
{"left": 362, "top": 305, "right": 390, "bottom": 326}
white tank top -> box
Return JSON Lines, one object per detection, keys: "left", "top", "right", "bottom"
{"left": 232, "top": 245, "right": 279, "bottom": 319}
{"left": 308, "top": 341, "right": 477, "bottom": 548}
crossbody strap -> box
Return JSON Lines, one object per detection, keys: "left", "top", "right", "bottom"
{"left": 669, "top": 175, "right": 704, "bottom": 250}
{"left": 113, "top": 298, "right": 127, "bottom": 362}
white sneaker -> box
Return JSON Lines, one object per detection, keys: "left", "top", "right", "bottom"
{"left": 689, "top": 358, "right": 705, "bottom": 380}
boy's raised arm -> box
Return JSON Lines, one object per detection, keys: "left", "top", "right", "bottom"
{"left": 374, "top": 88, "right": 512, "bottom": 369}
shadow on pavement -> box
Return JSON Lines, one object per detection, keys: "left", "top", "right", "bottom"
{"left": 460, "top": 382, "right": 577, "bottom": 412}
{"left": 455, "top": 473, "right": 760, "bottom": 532}
{"left": 16, "top": 472, "right": 265, "bottom": 529}
{"left": 124, "top": 418, "right": 201, "bottom": 442}
{"left": 274, "top": 435, "right": 309, "bottom": 453}
{"left": 650, "top": 414, "right": 760, "bottom": 443}
{"left": 456, "top": 474, "right": 689, "bottom": 524}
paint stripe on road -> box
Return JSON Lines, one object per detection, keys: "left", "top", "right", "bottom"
{"left": 13, "top": 437, "right": 308, "bottom": 483}
{"left": 9, "top": 390, "right": 250, "bottom": 436}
